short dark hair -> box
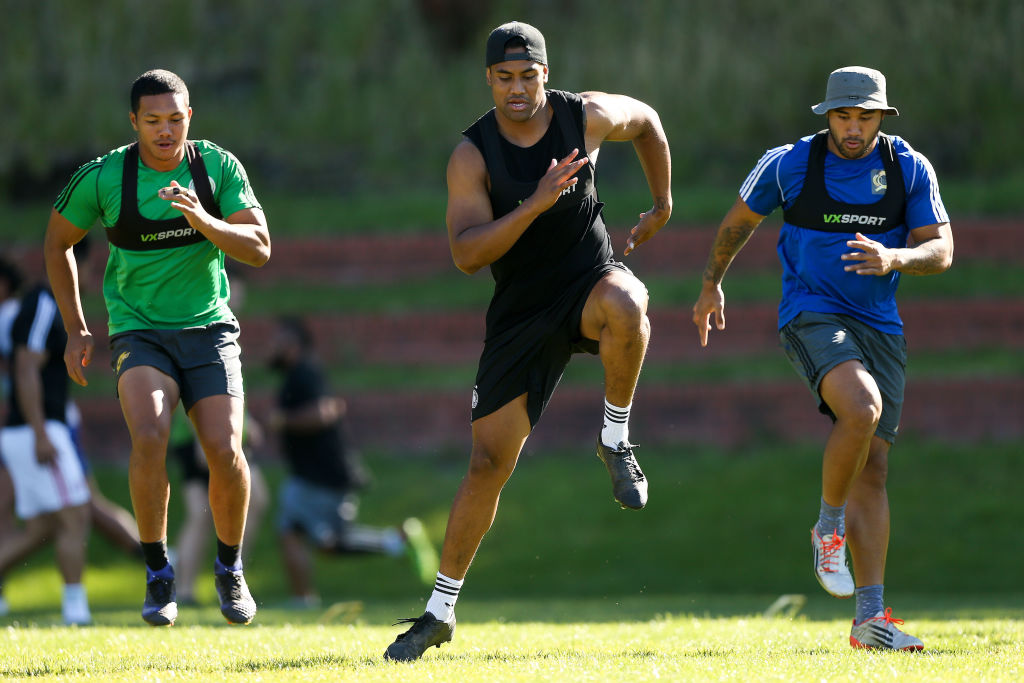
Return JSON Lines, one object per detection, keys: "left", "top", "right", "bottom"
{"left": 130, "top": 69, "right": 189, "bottom": 113}
{"left": 0, "top": 254, "right": 23, "bottom": 295}
{"left": 277, "top": 315, "right": 314, "bottom": 350}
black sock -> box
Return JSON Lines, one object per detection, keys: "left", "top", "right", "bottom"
{"left": 216, "top": 539, "right": 242, "bottom": 569}
{"left": 141, "top": 539, "right": 169, "bottom": 571}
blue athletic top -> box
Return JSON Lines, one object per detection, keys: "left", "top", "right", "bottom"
{"left": 740, "top": 134, "right": 948, "bottom": 333}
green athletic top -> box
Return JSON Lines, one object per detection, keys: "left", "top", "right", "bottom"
{"left": 54, "top": 140, "right": 261, "bottom": 335}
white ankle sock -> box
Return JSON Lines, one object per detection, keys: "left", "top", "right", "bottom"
{"left": 424, "top": 572, "right": 463, "bottom": 622}
{"left": 601, "top": 399, "right": 631, "bottom": 447}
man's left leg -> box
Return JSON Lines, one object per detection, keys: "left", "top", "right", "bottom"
{"left": 846, "top": 436, "right": 922, "bottom": 650}
{"left": 580, "top": 270, "right": 651, "bottom": 509}
{"left": 190, "top": 394, "right": 256, "bottom": 624}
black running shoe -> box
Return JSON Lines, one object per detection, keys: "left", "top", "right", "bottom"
{"left": 596, "top": 438, "right": 648, "bottom": 509}
{"left": 384, "top": 612, "right": 455, "bottom": 661}
{"left": 214, "top": 568, "right": 257, "bottom": 625}
{"left": 142, "top": 566, "right": 177, "bottom": 626}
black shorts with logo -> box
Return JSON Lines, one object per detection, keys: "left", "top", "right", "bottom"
{"left": 471, "top": 262, "right": 629, "bottom": 427}
{"left": 110, "top": 320, "right": 244, "bottom": 412}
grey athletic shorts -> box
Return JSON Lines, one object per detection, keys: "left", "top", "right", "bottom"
{"left": 109, "top": 320, "right": 244, "bottom": 412}
{"left": 779, "top": 311, "right": 906, "bottom": 443}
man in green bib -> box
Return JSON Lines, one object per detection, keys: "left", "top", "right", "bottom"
{"left": 43, "top": 69, "right": 270, "bottom": 626}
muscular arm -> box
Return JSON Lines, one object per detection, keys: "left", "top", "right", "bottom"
{"left": 162, "top": 181, "right": 270, "bottom": 267}
{"left": 13, "top": 346, "right": 57, "bottom": 463}
{"left": 842, "top": 222, "right": 953, "bottom": 276}
{"left": 43, "top": 210, "right": 92, "bottom": 386}
{"left": 581, "top": 92, "right": 672, "bottom": 254}
{"left": 691, "top": 196, "right": 767, "bottom": 346}
{"left": 446, "top": 139, "right": 588, "bottom": 274}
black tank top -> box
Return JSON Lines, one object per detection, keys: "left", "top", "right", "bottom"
{"left": 783, "top": 131, "right": 906, "bottom": 234}
{"left": 463, "top": 90, "right": 613, "bottom": 323}
{"left": 105, "top": 141, "right": 222, "bottom": 251}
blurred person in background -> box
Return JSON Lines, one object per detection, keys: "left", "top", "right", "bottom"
{"left": 692, "top": 66, "right": 952, "bottom": 651}
{"left": 0, "top": 279, "right": 92, "bottom": 625}
{"left": 43, "top": 68, "right": 270, "bottom": 626}
{"left": 268, "top": 315, "right": 437, "bottom": 608}
{"left": 385, "top": 20, "right": 672, "bottom": 660}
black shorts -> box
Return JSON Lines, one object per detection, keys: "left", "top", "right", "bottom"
{"left": 109, "top": 320, "right": 244, "bottom": 413}
{"left": 471, "top": 262, "right": 630, "bottom": 426}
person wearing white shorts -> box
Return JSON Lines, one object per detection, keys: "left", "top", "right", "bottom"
{"left": 0, "top": 285, "right": 92, "bottom": 625}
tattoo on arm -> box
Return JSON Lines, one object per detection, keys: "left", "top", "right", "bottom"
{"left": 898, "top": 238, "right": 950, "bottom": 275}
{"left": 703, "top": 222, "right": 757, "bottom": 284}
{"left": 654, "top": 196, "right": 669, "bottom": 212}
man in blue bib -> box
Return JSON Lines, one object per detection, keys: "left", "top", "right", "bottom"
{"left": 693, "top": 66, "right": 953, "bottom": 651}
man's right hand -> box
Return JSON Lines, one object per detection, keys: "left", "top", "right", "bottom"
{"left": 526, "top": 148, "right": 589, "bottom": 214}
{"left": 692, "top": 283, "right": 726, "bottom": 347}
{"left": 64, "top": 330, "right": 94, "bottom": 386}
{"left": 34, "top": 431, "right": 58, "bottom": 465}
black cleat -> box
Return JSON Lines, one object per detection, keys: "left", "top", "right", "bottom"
{"left": 142, "top": 566, "right": 178, "bottom": 626}
{"left": 215, "top": 568, "right": 257, "bottom": 625}
{"left": 384, "top": 612, "right": 455, "bottom": 661}
{"left": 596, "top": 438, "right": 648, "bottom": 509}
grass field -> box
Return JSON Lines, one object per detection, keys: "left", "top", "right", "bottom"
{"left": 2, "top": 440, "right": 1022, "bottom": 680}
{"left": 2, "top": 596, "right": 1023, "bottom": 681}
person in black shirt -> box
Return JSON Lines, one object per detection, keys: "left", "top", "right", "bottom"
{"left": 269, "top": 316, "right": 437, "bottom": 606}
{"left": 385, "top": 21, "right": 672, "bottom": 660}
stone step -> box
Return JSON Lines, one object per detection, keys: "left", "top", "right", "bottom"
{"left": 76, "top": 376, "right": 1023, "bottom": 461}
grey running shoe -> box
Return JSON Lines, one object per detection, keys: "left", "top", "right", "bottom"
{"left": 850, "top": 608, "right": 924, "bottom": 651}
{"left": 811, "top": 527, "right": 855, "bottom": 598}
{"left": 215, "top": 568, "right": 257, "bottom": 625}
{"left": 596, "top": 438, "right": 648, "bottom": 509}
{"left": 142, "top": 566, "right": 177, "bottom": 626}
{"left": 384, "top": 612, "right": 455, "bottom": 661}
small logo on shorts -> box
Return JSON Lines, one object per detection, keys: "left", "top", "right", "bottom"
{"left": 115, "top": 351, "right": 130, "bottom": 375}
{"left": 832, "top": 330, "right": 847, "bottom": 345}
{"left": 471, "top": 385, "right": 479, "bottom": 410}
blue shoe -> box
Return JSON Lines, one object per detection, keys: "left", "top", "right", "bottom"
{"left": 142, "top": 564, "right": 177, "bottom": 626}
{"left": 215, "top": 559, "right": 257, "bottom": 625}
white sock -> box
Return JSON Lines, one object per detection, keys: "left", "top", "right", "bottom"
{"left": 424, "top": 572, "right": 463, "bottom": 622}
{"left": 601, "top": 399, "right": 631, "bottom": 447}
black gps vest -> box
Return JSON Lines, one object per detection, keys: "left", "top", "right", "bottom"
{"left": 783, "top": 132, "right": 906, "bottom": 234}
{"left": 105, "top": 141, "right": 221, "bottom": 251}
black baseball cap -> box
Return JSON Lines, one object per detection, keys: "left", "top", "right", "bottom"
{"left": 485, "top": 21, "right": 547, "bottom": 67}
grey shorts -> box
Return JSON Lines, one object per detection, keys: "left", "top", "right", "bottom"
{"left": 779, "top": 311, "right": 907, "bottom": 442}
{"left": 277, "top": 477, "right": 358, "bottom": 546}
{"left": 110, "top": 320, "right": 244, "bottom": 412}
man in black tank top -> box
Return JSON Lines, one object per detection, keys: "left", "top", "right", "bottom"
{"left": 385, "top": 21, "right": 673, "bottom": 661}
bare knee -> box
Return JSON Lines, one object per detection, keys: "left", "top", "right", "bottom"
{"left": 833, "top": 389, "right": 883, "bottom": 434}
{"left": 467, "top": 446, "right": 517, "bottom": 485}
{"left": 128, "top": 420, "right": 172, "bottom": 457}
{"left": 200, "top": 435, "right": 247, "bottom": 478}
{"left": 602, "top": 278, "right": 649, "bottom": 332}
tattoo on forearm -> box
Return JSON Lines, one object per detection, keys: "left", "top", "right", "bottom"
{"left": 654, "top": 196, "right": 669, "bottom": 212}
{"left": 703, "top": 223, "right": 756, "bottom": 283}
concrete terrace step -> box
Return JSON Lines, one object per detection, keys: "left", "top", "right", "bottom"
{"left": 246, "top": 218, "right": 1021, "bottom": 284}
{"left": 75, "top": 299, "right": 1024, "bottom": 373}
{"left": 76, "top": 376, "right": 1024, "bottom": 460}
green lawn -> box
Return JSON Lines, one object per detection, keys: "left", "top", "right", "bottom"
{"left": 2, "top": 439, "right": 1021, "bottom": 679}
{"left": 1, "top": 598, "right": 1022, "bottom": 681}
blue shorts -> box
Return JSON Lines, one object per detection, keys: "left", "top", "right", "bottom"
{"left": 779, "top": 311, "right": 907, "bottom": 442}
{"left": 277, "top": 477, "right": 358, "bottom": 547}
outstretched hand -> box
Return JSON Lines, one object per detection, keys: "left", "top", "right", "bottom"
{"left": 63, "top": 330, "right": 93, "bottom": 387}
{"left": 625, "top": 203, "right": 671, "bottom": 255}
{"left": 692, "top": 283, "right": 726, "bottom": 347}
{"left": 528, "top": 149, "right": 589, "bottom": 214}
{"left": 842, "top": 232, "right": 897, "bottom": 275}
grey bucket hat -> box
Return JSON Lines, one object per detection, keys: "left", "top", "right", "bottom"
{"left": 811, "top": 66, "right": 899, "bottom": 116}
